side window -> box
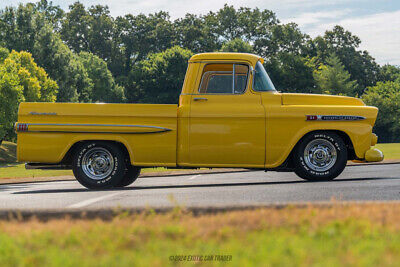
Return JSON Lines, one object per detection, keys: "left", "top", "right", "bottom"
{"left": 199, "top": 63, "right": 249, "bottom": 94}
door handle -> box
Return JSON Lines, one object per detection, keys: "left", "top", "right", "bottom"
{"left": 193, "top": 97, "right": 208, "bottom": 101}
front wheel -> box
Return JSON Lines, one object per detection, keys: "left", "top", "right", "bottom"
{"left": 72, "top": 142, "right": 126, "bottom": 189}
{"left": 293, "top": 132, "right": 347, "bottom": 181}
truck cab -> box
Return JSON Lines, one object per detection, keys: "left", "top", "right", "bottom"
{"left": 16, "top": 52, "right": 383, "bottom": 189}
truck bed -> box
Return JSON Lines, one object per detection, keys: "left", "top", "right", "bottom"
{"left": 16, "top": 103, "right": 178, "bottom": 166}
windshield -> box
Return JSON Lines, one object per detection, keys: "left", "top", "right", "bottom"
{"left": 253, "top": 61, "right": 276, "bottom": 92}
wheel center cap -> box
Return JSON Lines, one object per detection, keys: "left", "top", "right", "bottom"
{"left": 314, "top": 149, "right": 327, "bottom": 162}
{"left": 94, "top": 157, "right": 106, "bottom": 169}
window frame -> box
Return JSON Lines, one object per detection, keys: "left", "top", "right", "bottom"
{"left": 252, "top": 61, "right": 276, "bottom": 92}
{"left": 197, "top": 62, "right": 251, "bottom": 95}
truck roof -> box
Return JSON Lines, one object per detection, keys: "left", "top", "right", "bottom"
{"left": 189, "top": 52, "right": 264, "bottom": 65}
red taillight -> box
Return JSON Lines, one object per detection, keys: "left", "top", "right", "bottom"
{"left": 17, "top": 123, "right": 28, "bottom": 132}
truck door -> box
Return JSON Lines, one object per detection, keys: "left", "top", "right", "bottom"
{"left": 188, "top": 62, "right": 265, "bottom": 168}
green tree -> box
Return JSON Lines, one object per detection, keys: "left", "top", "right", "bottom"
{"left": 0, "top": 3, "right": 93, "bottom": 103}
{"left": 113, "top": 12, "right": 176, "bottom": 77}
{"left": 363, "top": 81, "right": 400, "bottom": 143}
{"left": 221, "top": 38, "right": 253, "bottom": 53}
{"left": 266, "top": 54, "right": 315, "bottom": 93}
{"left": 61, "top": 3, "right": 114, "bottom": 62}
{"left": 78, "top": 51, "right": 125, "bottom": 103}
{"left": 313, "top": 54, "right": 358, "bottom": 96}
{"left": 0, "top": 47, "right": 9, "bottom": 62}
{"left": 127, "top": 46, "right": 193, "bottom": 104}
{"left": 208, "top": 5, "right": 278, "bottom": 50}
{"left": 379, "top": 64, "right": 400, "bottom": 83}
{"left": 312, "top": 26, "right": 380, "bottom": 95}
{"left": 174, "top": 14, "right": 219, "bottom": 53}
{"left": 33, "top": 23, "right": 92, "bottom": 102}
{"left": 0, "top": 50, "right": 58, "bottom": 140}
{"left": 263, "top": 23, "right": 314, "bottom": 93}
{"left": 34, "top": 0, "right": 64, "bottom": 31}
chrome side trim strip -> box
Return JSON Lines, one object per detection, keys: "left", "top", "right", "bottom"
{"left": 29, "top": 112, "right": 58, "bottom": 116}
{"left": 23, "top": 130, "right": 170, "bottom": 134}
{"left": 17, "top": 123, "right": 172, "bottom": 134}
{"left": 26, "top": 123, "right": 171, "bottom": 130}
{"left": 306, "top": 115, "right": 366, "bottom": 121}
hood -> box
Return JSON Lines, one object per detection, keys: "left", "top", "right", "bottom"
{"left": 281, "top": 93, "right": 365, "bottom": 106}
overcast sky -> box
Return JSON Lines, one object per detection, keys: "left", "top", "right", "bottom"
{"left": 2, "top": 0, "right": 400, "bottom": 65}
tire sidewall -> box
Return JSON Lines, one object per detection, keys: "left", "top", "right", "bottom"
{"left": 73, "top": 142, "right": 125, "bottom": 189}
{"left": 295, "top": 132, "right": 347, "bottom": 180}
{"left": 117, "top": 165, "right": 141, "bottom": 187}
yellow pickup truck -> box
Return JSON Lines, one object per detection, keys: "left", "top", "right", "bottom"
{"left": 16, "top": 52, "right": 383, "bottom": 189}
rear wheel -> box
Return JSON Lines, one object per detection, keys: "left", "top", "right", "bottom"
{"left": 116, "top": 165, "right": 141, "bottom": 187}
{"left": 293, "top": 131, "right": 347, "bottom": 181}
{"left": 72, "top": 142, "right": 126, "bottom": 189}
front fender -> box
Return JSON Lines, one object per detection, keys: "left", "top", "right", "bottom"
{"left": 264, "top": 107, "right": 377, "bottom": 168}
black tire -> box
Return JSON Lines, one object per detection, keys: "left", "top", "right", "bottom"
{"left": 293, "top": 131, "right": 347, "bottom": 181}
{"left": 72, "top": 142, "right": 126, "bottom": 189}
{"left": 116, "top": 165, "right": 141, "bottom": 187}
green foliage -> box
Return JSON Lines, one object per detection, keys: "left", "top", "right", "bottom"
{"left": 61, "top": 3, "right": 114, "bottom": 62}
{"left": 127, "top": 46, "right": 193, "bottom": 104}
{"left": 221, "top": 38, "right": 253, "bottom": 53}
{"left": 380, "top": 64, "right": 400, "bottom": 83}
{"left": 33, "top": 23, "right": 93, "bottom": 102}
{"left": 312, "top": 26, "right": 380, "bottom": 95}
{"left": 363, "top": 81, "right": 400, "bottom": 142}
{"left": 78, "top": 52, "right": 125, "bottom": 103}
{"left": 0, "top": 50, "right": 57, "bottom": 140}
{"left": 0, "top": 4, "right": 93, "bottom": 103}
{"left": 267, "top": 54, "right": 315, "bottom": 93}
{"left": 262, "top": 23, "right": 315, "bottom": 93}
{"left": 0, "top": 47, "right": 9, "bottom": 63}
{"left": 313, "top": 54, "right": 358, "bottom": 96}
{"left": 113, "top": 11, "right": 176, "bottom": 77}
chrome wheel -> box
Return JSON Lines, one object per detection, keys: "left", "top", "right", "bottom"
{"left": 304, "top": 139, "right": 337, "bottom": 172}
{"left": 82, "top": 147, "right": 114, "bottom": 180}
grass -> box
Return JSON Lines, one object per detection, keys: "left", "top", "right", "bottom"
{"left": 375, "top": 143, "right": 400, "bottom": 160}
{"left": 0, "top": 141, "right": 17, "bottom": 163}
{"left": 0, "top": 164, "right": 72, "bottom": 179}
{"left": 1, "top": 141, "right": 399, "bottom": 179}
{"left": 0, "top": 203, "right": 400, "bottom": 266}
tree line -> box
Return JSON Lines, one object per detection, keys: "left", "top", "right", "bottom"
{"left": 0, "top": 0, "right": 399, "bottom": 142}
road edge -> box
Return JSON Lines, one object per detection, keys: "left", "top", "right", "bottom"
{"left": 1, "top": 160, "right": 399, "bottom": 186}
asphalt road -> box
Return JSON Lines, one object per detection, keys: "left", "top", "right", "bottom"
{"left": 0, "top": 164, "right": 399, "bottom": 211}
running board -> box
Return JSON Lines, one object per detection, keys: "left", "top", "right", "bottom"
{"left": 25, "top": 163, "right": 72, "bottom": 170}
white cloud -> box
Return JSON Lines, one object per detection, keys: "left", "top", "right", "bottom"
{"left": 3, "top": 0, "right": 352, "bottom": 19}
{"left": 281, "top": 9, "right": 352, "bottom": 27}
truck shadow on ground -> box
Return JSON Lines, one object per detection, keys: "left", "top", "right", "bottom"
{"left": 11, "top": 176, "right": 400, "bottom": 194}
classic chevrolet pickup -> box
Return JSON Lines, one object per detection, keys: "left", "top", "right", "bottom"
{"left": 16, "top": 52, "right": 384, "bottom": 189}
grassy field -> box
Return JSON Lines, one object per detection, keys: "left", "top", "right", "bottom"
{"left": 1, "top": 141, "right": 399, "bottom": 179}
{"left": 0, "top": 141, "right": 16, "bottom": 163}
{"left": 375, "top": 143, "right": 400, "bottom": 160}
{"left": 0, "top": 203, "right": 399, "bottom": 266}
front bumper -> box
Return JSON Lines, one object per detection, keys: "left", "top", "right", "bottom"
{"left": 364, "top": 133, "right": 383, "bottom": 162}
{"left": 365, "top": 148, "right": 384, "bottom": 162}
